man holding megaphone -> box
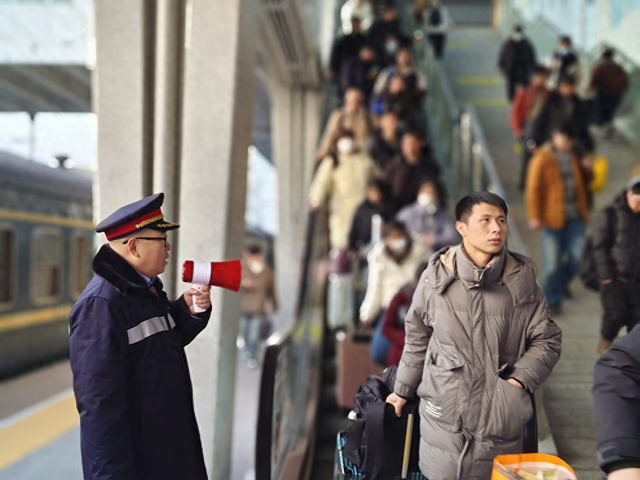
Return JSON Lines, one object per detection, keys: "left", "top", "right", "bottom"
{"left": 69, "top": 193, "right": 239, "bottom": 480}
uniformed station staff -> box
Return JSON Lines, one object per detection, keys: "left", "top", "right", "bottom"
{"left": 69, "top": 193, "right": 212, "bottom": 480}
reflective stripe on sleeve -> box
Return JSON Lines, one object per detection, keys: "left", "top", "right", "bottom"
{"left": 127, "top": 316, "right": 172, "bottom": 345}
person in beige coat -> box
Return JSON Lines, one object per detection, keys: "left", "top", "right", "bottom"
{"left": 387, "top": 192, "right": 562, "bottom": 480}
{"left": 309, "top": 130, "right": 380, "bottom": 250}
{"left": 315, "top": 87, "right": 378, "bottom": 162}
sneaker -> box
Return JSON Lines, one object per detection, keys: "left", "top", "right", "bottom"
{"left": 597, "top": 336, "right": 613, "bottom": 355}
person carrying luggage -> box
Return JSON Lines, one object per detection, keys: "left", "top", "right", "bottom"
{"left": 386, "top": 192, "right": 562, "bottom": 480}
{"left": 359, "top": 221, "right": 429, "bottom": 366}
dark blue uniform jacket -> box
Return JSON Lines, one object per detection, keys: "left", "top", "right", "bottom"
{"left": 69, "top": 245, "right": 210, "bottom": 480}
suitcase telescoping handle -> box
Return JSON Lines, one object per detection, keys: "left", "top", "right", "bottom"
{"left": 401, "top": 406, "right": 415, "bottom": 479}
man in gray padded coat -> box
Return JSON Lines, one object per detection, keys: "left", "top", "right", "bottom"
{"left": 387, "top": 192, "right": 562, "bottom": 480}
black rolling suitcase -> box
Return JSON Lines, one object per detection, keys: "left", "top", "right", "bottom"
{"left": 333, "top": 402, "right": 426, "bottom": 480}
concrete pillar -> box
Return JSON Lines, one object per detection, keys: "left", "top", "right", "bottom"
{"left": 268, "top": 80, "right": 322, "bottom": 328}
{"left": 153, "top": 0, "right": 186, "bottom": 297}
{"left": 94, "top": 1, "right": 147, "bottom": 220}
{"left": 177, "top": 0, "right": 260, "bottom": 478}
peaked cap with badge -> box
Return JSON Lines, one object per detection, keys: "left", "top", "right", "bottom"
{"left": 95, "top": 192, "right": 180, "bottom": 240}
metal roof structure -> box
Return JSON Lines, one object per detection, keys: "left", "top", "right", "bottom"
{"left": 0, "top": 64, "right": 91, "bottom": 113}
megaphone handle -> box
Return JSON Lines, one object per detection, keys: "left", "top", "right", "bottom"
{"left": 192, "top": 284, "right": 206, "bottom": 313}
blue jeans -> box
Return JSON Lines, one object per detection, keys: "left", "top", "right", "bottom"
{"left": 541, "top": 219, "right": 586, "bottom": 306}
{"left": 241, "top": 313, "right": 263, "bottom": 359}
{"left": 371, "top": 311, "right": 391, "bottom": 366}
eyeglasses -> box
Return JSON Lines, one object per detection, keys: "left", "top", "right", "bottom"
{"left": 123, "top": 236, "right": 169, "bottom": 247}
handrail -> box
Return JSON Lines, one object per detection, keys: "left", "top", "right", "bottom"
{"left": 417, "top": 25, "right": 530, "bottom": 256}
{"left": 464, "top": 104, "right": 530, "bottom": 256}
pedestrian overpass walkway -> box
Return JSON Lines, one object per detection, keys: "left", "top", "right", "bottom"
{"left": 440, "top": 25, "right": 640, "bottom": 480}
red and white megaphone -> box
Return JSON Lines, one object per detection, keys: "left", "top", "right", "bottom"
{"left": 182, "top": 260, "right": 242, "bottom": 313}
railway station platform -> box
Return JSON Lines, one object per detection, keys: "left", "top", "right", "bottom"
{"left": 0, "top": 354, "right": 261, "bottom": 480}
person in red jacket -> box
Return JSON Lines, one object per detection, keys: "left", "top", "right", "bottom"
{"left": 589, "top": 48, "right": 629, "bottom": 136}
{"left": 510, "top": 64, "right": 549, "bottom": 190}
{"left": 382, "top": 261, "right": 429, "bottom": 366}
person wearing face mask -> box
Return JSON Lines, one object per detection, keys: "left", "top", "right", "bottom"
{"left": 386, "top": 192, "right": 561, "bottom": 480}
{"left": 546, "top": 35, "right": 580, "bottom": 90}
{"left": 383, "top": 131, "right": 441, "bottom": 213}
{"left": 310, "top": 130, "right": 380, "bottom": 250}
{"left": 372, "top": 47, "right": 428, "bottom": 109}
{"left": 497, "top": 25, "right": 537, "bottom": 101}
{"left": 366, "top": 111, "right": 401, "bottom": 170}
{"left": 240, "top": 244, "right": 278, "bottom": 367}
{"left": 359, "top": 221, "right": 429, "bottom": 365}
{"left": 315, "top": 87, "right": 377, "bottom": 162}
{"left": 397, "top": 180, "right": 459, "bottom": 251}
{"left": 367, "top": 5, "right": 412, "bottom": 67}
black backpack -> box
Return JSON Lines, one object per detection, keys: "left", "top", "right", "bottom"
{"left": 580, "top": 207, "right": 616, "bottom": 291}
{"left": 343, "top": 366, "right": 421, "bottom": 478}
{"left": 429, "top": 8, "right": 442, "bottom": 26}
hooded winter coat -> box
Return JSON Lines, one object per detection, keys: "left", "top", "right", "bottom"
{"left": 394, "top": 245, "right": 562, "bottom": 480}
{"left": 69, "top": 245, "right": 210, "bottom": 480}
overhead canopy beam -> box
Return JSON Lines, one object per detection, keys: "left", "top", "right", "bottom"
{"left": 0, "top": 64, "right": 91, "bottom": 113}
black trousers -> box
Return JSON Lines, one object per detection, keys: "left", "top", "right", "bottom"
{"left": 595, "top": 91, "right": 623, "bottom": 126}
{"left": 601, "top": 280, "right": 640, "bottom": 341}
{"left": 429, "top": 34, "right": 446, "bottom": 59}
{"left": 506, "top": 75, "right": 528, "bottom": 102}
{"left": 520, "top": 139, "right": 533, "bottom": 191}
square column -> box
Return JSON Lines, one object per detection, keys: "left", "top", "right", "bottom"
{"left": 177, "top": 0, "right": 260, "bottom": 478}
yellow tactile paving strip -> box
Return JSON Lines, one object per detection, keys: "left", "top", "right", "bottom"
{"left": 0, "top": 392, "right": 78, "bottom": 470}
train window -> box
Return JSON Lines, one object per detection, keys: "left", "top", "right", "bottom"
{"left": 31, "top": 228, "right": 62, "bottom": 304}
{"left": 0, "top": 228, "right": 15, "bottom": 306}
{"left": 71, "top": 233, "right": 89, "bottom": 298}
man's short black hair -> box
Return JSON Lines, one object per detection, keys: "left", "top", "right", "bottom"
{"left": 245, "top": 243, "right": 263, "bottom": 255}
{"left": 513, "top": 25, "right": 523, "bottom": 33}
{"left": 533, "top": 64, "right": 550, "bottom": 76}
{"left": 559, "top": 35, "right": 572, "bottom": 46}
{"left": 384, "top": 220, "right": 408, "bottom": 237}
{"left": 602, "top": 48, "right": 615, "bottom": 59}
{"left": 402, "top": 129, "right": 424, "bottom": 142}
{"left": 558, "top": 74, "right": 577, "bottom": 87}
{"left": 455, "top": 192, "right": 509, "bottom": 223}
{"left": 552, "top": 121, "right": 576, "bottom": 139}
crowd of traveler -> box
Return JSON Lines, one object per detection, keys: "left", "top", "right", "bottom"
{"left": 497, "top": 27, "right": 640, "bottom": 479}
{"left": 317, "top": 6, "right": 639, "bottom": 479}
{"left": 314, "top": 0, "right": 457, "bottom": 369}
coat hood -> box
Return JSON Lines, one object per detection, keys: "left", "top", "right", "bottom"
{"left": 425, "top": 245, "right": 538, "bottom": 306}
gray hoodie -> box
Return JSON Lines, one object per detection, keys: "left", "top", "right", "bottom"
{"left": 394, "top": 245, "right": 561, "bottom": 480}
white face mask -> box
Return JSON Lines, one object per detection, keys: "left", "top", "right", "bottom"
{"left": 387, "top": 237, "right": 408, "bottom": 253}
{"left": 385, "top": 40, "right": 399, "bottom": 54}
{"left": 337, "top": 137, "right": 355, "bottom": 154}
{"left": 417, "top": 194, "right": 438, "bottom": 214}
{"left": 247, "top": 259, "right": 265, "bottom": 274}
{"left": 512, "top": 33, "right": 523, "bottom": 41}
